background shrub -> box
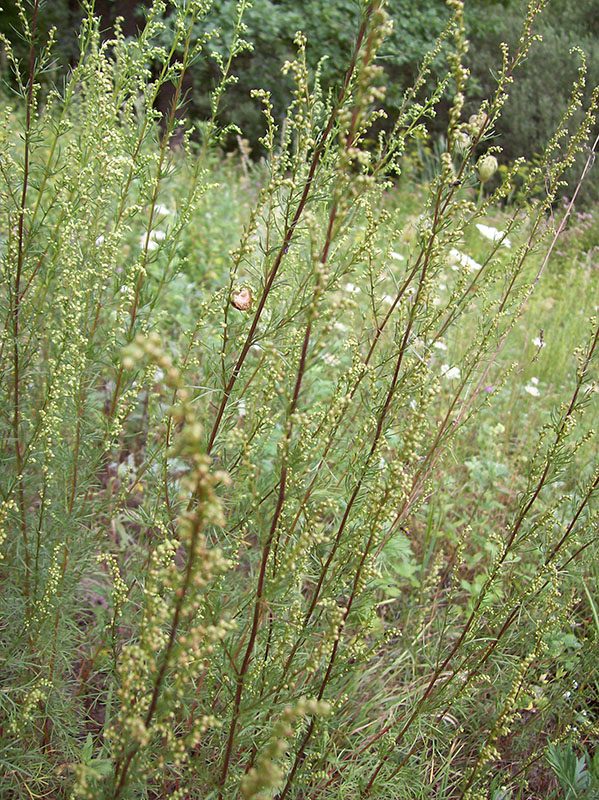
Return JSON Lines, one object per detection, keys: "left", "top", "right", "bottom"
{"left": 3, "top": 0, "right": 598, "bottom": 202}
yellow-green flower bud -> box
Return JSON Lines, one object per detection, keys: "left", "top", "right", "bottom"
{"left": 477, "top": 154, "right": 498, "bottom": 183}
{"left": 453, "top": 130, "right": 470, "bottom": 153}
{"left": 469, "top": 112, "right": 486, "bottom": 135}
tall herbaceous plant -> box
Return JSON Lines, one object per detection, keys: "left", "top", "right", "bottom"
{"left": 0, "top": 0, "right": 598, "bottom": 798}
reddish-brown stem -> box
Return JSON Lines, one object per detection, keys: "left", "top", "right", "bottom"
{"left": 274, "top": 174, "right": 446, "bottom": 792}
{"left": 112, "top": 500, "right": 205, "bottom": 799}
{"left": 219, "top": 203, "right": 329, "bottom": 798}
{"left": 218, "top": 15, "right": 387, "bottom": 783}
{"left": 361, "top": 330, "right": 599, "bottom": 793}
{"left": 278, "top": 490, "right": 389, "bottom": 799}
{"left": 11, "top": 0, "right": 40, "bottom": 615}
{"left": 249, "top": 176, "right": 452, "bottom": 726}
{"left": 205, "top": 4, "right": 377, "bottom": 457}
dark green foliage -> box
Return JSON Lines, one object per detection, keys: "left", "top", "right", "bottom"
{"left": 2, "top": 0, "right": 598, "bottom": 203}
{"left": 466, "top": 0, "right": 599, "bottom": 204}
{"left": 180, "top": 0, "right": 451, "bottom": 149}
{"left": 0, "top": 0, "right": 83, "bottom": 71}
{"left": 547, "top": 743, "right": 599, "bottom": 799}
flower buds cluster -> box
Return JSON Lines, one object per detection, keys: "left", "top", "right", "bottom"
{"left": 469, "top": 111, "right": 487, "bottom": 137}
{"left": 477, "top": 154, "right": 499, "bottom": 183}
{"left": 122, "top": 332, "right": 180, "bottom": 387}
{"left": 241, "top": 697, "right": 331, "bottom": 799}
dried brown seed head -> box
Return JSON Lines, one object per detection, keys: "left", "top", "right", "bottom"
{"left": 232, "top": 288, "right": 252, "bottom": 310}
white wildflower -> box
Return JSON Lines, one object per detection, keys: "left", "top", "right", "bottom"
{"left": 154, "top": 203, "right": 170, "bottom": 216}
{"left": 140, "top": 229, "right": 166, "bottom": 251}
{"left": 532, "top": 337, "right": 545, "bottom": 348}
{"left": 389, "top": 250, "right": 404, "bottom": 261}
{"left": 441, "top": 364, "right": 460, "bottom": 380}
{"left": 95, "top": 234, "right": 105, "bottom": 247}
{"left": 433, "top": 341, "right": 448, "bottom": 351}
{"left": 344, "top": 282, "right": 361, "bottom": 294}
{"left": 449, "top": 248, "right": 482, "bottom": 272}
{"left": 524, "top": 384, "right": 540, "bottom": 396}
{"left": 475, "top": 222, "right": 511, "bottom": 248}
{"left": 447, "top": 249, "right": 460, "bottom": 267}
